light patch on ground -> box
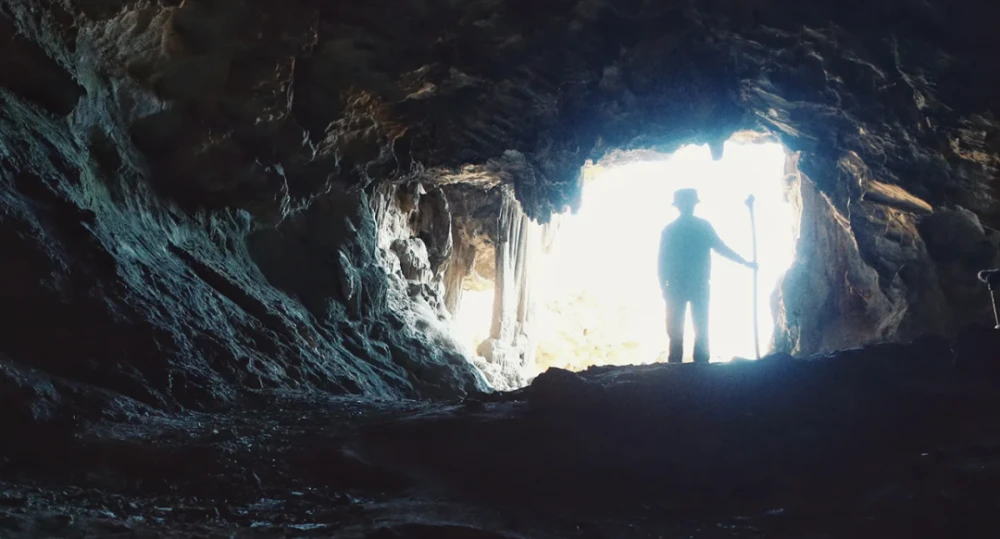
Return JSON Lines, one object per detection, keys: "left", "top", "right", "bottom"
{"left": 453, "top": 288, "right": 494, "bottom": 356}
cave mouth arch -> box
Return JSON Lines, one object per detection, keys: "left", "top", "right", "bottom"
{"left": 453, "top": 135, "right": 802, "bottom": 384}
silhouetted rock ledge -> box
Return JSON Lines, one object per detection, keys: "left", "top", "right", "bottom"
{"left": 3, "top": 330, "right": 998, "bottom": 537}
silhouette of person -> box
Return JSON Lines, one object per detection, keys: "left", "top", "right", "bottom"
{"left": 658, "top": 188, "right": 756, "bottom": 363}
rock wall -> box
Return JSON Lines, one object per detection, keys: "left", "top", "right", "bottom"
{"left": 2, "top": 0, "right": 1000, "bottom": 410}
{"left": 775, "top": 157, "right": 897, "bottom": 354}
{"left": 0, "top": 0, "right": 486, "bottom": 425}
{"left": 776, "top": 148, "right": 999, "bottom": 356}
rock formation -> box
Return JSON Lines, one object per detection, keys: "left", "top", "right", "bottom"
{"left": 2, "top": 0, "right": 1000, "bottom": 410}
{"left": 4, "top": 1, "right": 1000, "bottom": 536}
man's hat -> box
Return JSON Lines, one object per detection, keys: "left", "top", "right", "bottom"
{"left": 673, "top": 188, "right": 700, "bottom": 206}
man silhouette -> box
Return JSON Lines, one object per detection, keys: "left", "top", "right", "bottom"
{"left": 658, "top": 188, "right": 755, "bottom": 363}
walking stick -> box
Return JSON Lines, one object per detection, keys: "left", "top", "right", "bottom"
{"left": 746, "top": 195, "right": 761, "bottom": 360}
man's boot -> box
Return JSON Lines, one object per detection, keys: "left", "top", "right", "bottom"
{"left": 668, "top": 341, "right": 684, "bottom": 364}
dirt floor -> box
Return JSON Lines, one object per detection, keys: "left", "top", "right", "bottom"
{"left": 3, "top": 331, "right": 1000, "bottom": 538}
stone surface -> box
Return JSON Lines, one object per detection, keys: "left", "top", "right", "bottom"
{"left": 3, "top": 1, "right": 1000, "bottom": 535}
{"left": 1, "top": 0, "right": 1000, "bottom": 408}
{"left": 0, "top": 0, "right": 489, "bottom": 412}
{"left": 1, "top": 334, "right": 1000, "bottom": 537}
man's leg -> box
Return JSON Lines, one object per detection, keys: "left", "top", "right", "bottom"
{"left": 691, "top": 286, "right": 710, "bottom": 363}
{"left": 665, "top": 290, "right": 686, "bottom": 363}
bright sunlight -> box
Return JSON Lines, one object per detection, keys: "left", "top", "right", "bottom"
{"left": 456, "top": 140, "right": 798, "bottom": 375}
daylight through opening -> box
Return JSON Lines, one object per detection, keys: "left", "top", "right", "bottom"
{"left": 455, "top": 139, "right": 797, "bottom": 376}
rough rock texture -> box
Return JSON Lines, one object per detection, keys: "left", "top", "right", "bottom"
{"left": 3, "top": 332, "right": 1000, "bottom": 537}
{"left": 775, "top": 154, "right": 909, "bottom": 354}
{"left": 2, "top": 0, "right": 1000, "bottom": 410}
{"left": 5, "top": 1, "right": 1000, "bottom": 535}
{"left": 473, "top": 186, "right": 549, "bottom": 388}
{"left": 441, "top": 184, "right": 501, "bottom": 316}
{"left": 0, "top": 0, "right": 487, "bottom": 423}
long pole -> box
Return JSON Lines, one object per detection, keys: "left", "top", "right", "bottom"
{"left": 746, "top": 195, "right": 761, "bottom": 360}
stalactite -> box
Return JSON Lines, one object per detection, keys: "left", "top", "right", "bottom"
{"left": 442, "top": 227, "right": 476, "bottom": 315}
{"left": 474, "top": 185, "right": 546, "bottom": 385}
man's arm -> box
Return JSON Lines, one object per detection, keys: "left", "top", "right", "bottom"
{"left": 710, "top": 226, "right": 755, "bottom": 268}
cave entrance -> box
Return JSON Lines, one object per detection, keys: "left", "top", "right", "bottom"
{"left": 533, "top": 140, "right": 795, "bottom": 372}
{"left": 452, "top": 137, "right": 800, "bottom": 386}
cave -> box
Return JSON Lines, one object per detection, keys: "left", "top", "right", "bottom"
{"left": 2, "top": 0, "right": 1000, "bottom": 537}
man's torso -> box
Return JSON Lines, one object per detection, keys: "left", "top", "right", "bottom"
{"left": 661, "top": 216, "right": 715, "bottom": 289}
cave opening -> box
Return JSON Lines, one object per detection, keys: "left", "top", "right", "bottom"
{"left": 454, "top": 137, "right": 799, "bottom": 382}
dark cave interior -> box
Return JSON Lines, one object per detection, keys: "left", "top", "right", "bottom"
{"left": 2, "top": 0, "right": 1000, "bottom": 537}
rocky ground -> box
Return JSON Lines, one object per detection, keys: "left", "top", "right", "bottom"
{"left": 3, "top": 328, "right": 1000, "bottom": 538}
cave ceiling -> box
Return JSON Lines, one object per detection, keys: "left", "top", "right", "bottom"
{"left": 4, "top": 0, "right": 997, "bottom": 222}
